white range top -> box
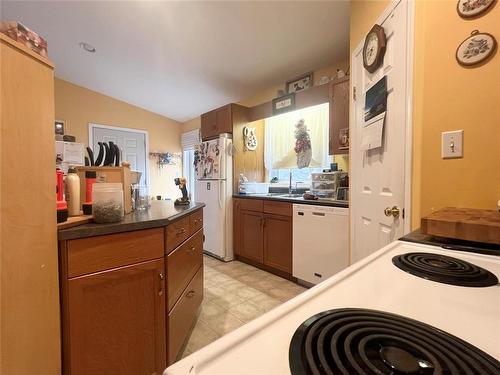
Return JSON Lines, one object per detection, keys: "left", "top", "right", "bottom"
{"left": 166, "top": 241, "right": 500, "bottom": 375}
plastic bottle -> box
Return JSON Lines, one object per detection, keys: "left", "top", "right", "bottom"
{"left": 65, "top": 167, "right": 81, "bottom": 216}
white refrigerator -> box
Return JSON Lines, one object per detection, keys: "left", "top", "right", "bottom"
{"left": 195, "top": 134, "right": 233, "bottom": 261}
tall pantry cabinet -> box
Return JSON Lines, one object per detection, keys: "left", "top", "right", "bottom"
{"left": 0, "top": 34, "right": 61, "bottom": 374}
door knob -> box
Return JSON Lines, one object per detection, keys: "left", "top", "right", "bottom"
{"left": 384, "top": 206, "right": 401, "bottom": 218}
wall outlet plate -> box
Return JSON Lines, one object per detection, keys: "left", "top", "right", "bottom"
{"left": 442, "top": 130, "right": 463, "bottom": 159}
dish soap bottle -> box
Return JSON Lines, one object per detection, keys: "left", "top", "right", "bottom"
{"left": 65, "top": 167, "right": 80, "bottom": 216}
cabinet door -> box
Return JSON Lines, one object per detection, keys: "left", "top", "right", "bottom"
{"left": 215, "top": 104, "right": 232, "bottom": 134}
{"left": 263, "top": 214, "right": 292, "bottom": 274}
{"left": 201, "top": 110, "right": 217, "bottom": 140}
{"left": 240, "top": 209, "right": 264, "bottom": 262}
{"left": 233, "top": 199, "right": 242, "bottom": 257}
{"left": 67, "top": 259, "right": 166, "bottom": 375}
{"left": 329, "top": 79, "right": 350, "bottom": 155}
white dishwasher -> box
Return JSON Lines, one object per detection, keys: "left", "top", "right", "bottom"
{"left": 293, "top": 204, "right": 349, "bottom": 285}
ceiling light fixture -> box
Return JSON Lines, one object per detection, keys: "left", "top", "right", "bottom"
{"left": 79, "top": 42, "right": 96, "bottom": 53}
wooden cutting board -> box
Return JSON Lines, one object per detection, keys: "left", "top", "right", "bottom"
{"left": 57, "top": 215, "right": 93, "bottom": 230}
{"left": 421, "top": 207, "right": 500, "bottom": 244}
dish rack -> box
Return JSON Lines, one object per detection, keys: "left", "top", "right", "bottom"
{"left": 310, "top": 172, "right": 348, "bottom": 199}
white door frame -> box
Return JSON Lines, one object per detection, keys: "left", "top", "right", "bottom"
{"left": 349, "top": 0, "right": 415, "bottom": 240}
{"left": 88, "top": 123, "right": 150, "bottom": 186}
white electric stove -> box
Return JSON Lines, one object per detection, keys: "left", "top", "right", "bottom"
{"left": 166, "top": 240, "right": 500, "bottom": 374}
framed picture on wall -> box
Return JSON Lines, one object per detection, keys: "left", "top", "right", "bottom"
{"left": 272, "top": 92, "right": 296, "bottom": 115}
{"left": 55, "top": 120, "right": 65, "bottom": 135}
{"left": 456, "top": 30, "right": 497, "bottom": 66}
{"left": 457, "top": 0, "right": 496, "bottom": 18}
{"left": 286, "top": 72, "right": 313, "bottom": 93}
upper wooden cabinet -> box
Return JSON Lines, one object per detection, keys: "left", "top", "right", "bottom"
{"left": 200, "top": 103, "right": 248, "bottom": 140}
{"left": 329, "top": 77, "right": 350, "bottom": 155}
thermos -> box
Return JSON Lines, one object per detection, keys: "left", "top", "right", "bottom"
{"left": 65, "top": 167, "right": 80, "bottom": 216}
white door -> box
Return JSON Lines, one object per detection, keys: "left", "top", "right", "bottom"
{"left": 351, "top": 0, "right": 412, "bottom": 263}
{"left": 89, "top": 124, "right": 148, "bottom": 186}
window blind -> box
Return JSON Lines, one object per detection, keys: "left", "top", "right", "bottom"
{"left": 181, "top": 129, "right": 200, "bottom": 150}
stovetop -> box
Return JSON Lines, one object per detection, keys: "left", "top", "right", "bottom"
{"left": 393, "top": 252, "right": 498, "bottom": 287}
{"left": 289, "top": 308, "right": 499, "bottom": 374}
{"left": 166, "top": 241, "right": 500, "bottom": 375}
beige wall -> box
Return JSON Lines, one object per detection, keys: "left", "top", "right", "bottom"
{"left": 55, "top": 79, "right": 183, "bottom": 199}
{"left": 412, "top": 0, "right": 500, "bottom": 225}
{"left": 350, "top": 0, "right": 500, "bottom": 229}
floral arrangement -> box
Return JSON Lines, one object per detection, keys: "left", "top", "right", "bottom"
{"left": 294, "top": 119, "right": 312, "bottom": 168}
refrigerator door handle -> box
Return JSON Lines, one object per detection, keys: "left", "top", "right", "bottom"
{"left": 218, "top": 179, "right": 223, "bottom": 209}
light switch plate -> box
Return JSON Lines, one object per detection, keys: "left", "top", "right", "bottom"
{"left": 442, "top": 130, "right": 463, "bottom": 159}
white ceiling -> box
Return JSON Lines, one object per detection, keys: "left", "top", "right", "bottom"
{"left": 2, "top": 1, "right": 350, "bottom": 122}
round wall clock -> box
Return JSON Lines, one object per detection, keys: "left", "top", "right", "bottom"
{"left": 456, "top": 30, "right": 497, "bottom": 66}
{"left": 457, "top": 0, "right": 496, "bottom": 18}
{"left": 363, "top": 24, "right": 387, "bottom": 73}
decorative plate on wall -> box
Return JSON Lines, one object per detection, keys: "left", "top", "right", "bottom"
{"left": 456, "top": 30, "right": 497, "bottom": 66}
{"left": 457, "top": 0, "right": 496, "bottom": 18}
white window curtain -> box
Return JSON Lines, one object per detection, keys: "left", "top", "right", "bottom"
{"left": 264, "top": 103, "right": 329, "bottom": 170}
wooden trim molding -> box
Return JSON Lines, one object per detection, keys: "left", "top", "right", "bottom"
{"left": 247, "top": 84, "right": 330, "bottom": 122}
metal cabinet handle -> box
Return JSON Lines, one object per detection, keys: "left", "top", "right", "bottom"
{"left": 186, "top": 290, "right": 195, "bottom": 298}
{"left": 187, "top": 246, "right": 196, "bottom": 253}
{"left": 158, "top": 272, "right": 164, "bottom": 296}
{"left": 176, "top": 228, "right": 187, "bottom": 235}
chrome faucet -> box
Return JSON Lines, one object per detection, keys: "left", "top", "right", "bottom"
{"left": 289, "top": 171, "right": 293, "bottom": 195}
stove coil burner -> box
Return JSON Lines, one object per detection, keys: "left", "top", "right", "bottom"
{"left": 289, "top": 308, "right": 500, "bottom": 375}
{"left": 392, "top": 252, "right": 498, "bottom": 287}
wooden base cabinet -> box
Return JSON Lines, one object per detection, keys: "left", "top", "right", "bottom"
{"left": 167, "top": 267, "right": 203, "bottom": 364}
{"left": 67, "top": 259, "right": 166, "bottom": 375}
{"left": 234, "top": 199, "right": 293, "bottom": 277}
{"left": 263, "top": 214, "right": 292, "bottom": 274}
{"left": 59, "top": 208, "right": 205, "bottom": 374}
{"left": 240, "top": 209, "right": 264, "bottom": 263}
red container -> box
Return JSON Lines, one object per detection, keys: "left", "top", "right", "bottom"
{"left": 56, "top": 169, "right": 68, "bottom": 223}
{"left": 0, "top": 21, "right": 48, "bottom": 58}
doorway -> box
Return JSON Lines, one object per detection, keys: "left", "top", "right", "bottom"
{"left": 350, "top": 0, "right": 414, "bottom": 263}
{"left": 88, "top": 123, "right": 149, "bottom": 186}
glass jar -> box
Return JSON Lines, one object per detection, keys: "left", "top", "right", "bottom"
{"left": 92, "top": 183, "right": 124, "bottom": 223}
{"left": 135, "top": 185, "right": 150, "bottom": 210}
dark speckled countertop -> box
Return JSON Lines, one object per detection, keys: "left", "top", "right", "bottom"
{"left": 233, "top": 194, "right": 348, "bottom": 208}
{"left": 58, "top": 201, "right": 205, "bottom": 241}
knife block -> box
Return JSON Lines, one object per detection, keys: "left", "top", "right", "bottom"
{"left": 75, "top": 166, "right": 132, "bottom": 214}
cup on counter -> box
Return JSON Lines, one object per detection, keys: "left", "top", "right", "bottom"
{"left": 135, "top": 185, "right": 151, "bottom": 210}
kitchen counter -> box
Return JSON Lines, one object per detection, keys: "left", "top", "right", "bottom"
{"left": 58, "top": 200, "right": 205, "bottom": 240}
{"left": 233, "top": 193, "right": 348, "bottom": 208}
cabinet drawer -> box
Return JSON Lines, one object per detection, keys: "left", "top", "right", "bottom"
{"left": 263, "top": 200, "right": 292, "bottom": 217}
{"left": 190, "top": 209, "right": 203, "bottom": 235}
{"left": 167, "top": 229, "right": 203, "bottom": 311}
{"left": 168, "top": 266, "right": 203, "bottom": 364}
{"left": 66, "top": 228, "right": 164, "bottom": 278}
{"left": 235, "top": 198, "right": 263, "bottom": 212}
{"left": 166, "top": 216, "right": 190, "bottom": 253}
